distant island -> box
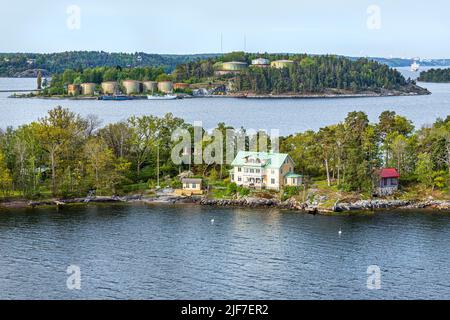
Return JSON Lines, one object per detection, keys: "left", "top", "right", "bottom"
{"left": 418, "top": 68, "right": 450, "bottom": 83}
{"left": 2, "top": 51, "right": 450, "bottom": 78}
{"left": 0, "top": 107, "right": 448, "bottom": 213}
{"left": 14, "top": 52, "right": 430, "bottom": 99}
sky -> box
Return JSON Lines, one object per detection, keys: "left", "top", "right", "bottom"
{"left": 1, "top": 0, "right": 449, "bottom": 58}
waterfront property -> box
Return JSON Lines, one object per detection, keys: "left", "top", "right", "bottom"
{"left": 175, "top": 178, "right": 204, "bottom": 196}
{"left": 376, "top": 168, "right": 400, "bottom": 196}
{"left": 230, "top": 151, "right": 302, "bottom": 190}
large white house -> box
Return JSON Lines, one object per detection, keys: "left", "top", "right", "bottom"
{"left": 230, "top": 151, "right": 302, "bottom": 190}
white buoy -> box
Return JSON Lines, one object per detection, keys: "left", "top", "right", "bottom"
{"left": 338, "top": 229, "right": 342, "bottom": 236}
{"left": 211, "top": 219, "right": 215, "bottom": 225}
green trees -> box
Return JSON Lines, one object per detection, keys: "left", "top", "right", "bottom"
{"left": 0, "top": 51, "right": 220, "bottom": 77}
{"left": 233, "top": 56, "right": 407, "bottom": 95}
{"left": 340, "top": 112, "right": 376, "bottom": 191}
{"left": 281, "top": 111, "right": 449, "bottom": 193}
{"left": 0, "top": 150, "right": 12, "bottom": 196}
{"left": 376, "top": 111, "right": 416, "bottom": 175}
{"left": 36, "top": 107, "right": 86, "bottom": 195}
{"left": 415, "top": 153, "right": 434, "bottom": 189}
{"left": 418, "top": 68, "right": 450, "bottom": 83}
{"left": 0, "top": 107, "right": 448, "bottom": 200}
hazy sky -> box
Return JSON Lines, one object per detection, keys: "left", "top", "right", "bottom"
{"left": 1, "top": 0, "right": 449, "bottom": 58}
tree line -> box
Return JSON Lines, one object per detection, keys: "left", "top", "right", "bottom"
{"left": 0, "top": 107, "right": 448, "bottom": 198}
{"left": 281, "top": 111, "right": 449, "bottom": 192}
{"left": 0, "top": 51, "right": 220, "bottom": 77}
{"left": 418, "top": 68, "right": 450, "bottom": 83}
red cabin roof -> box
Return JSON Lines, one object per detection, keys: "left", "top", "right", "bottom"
{"left": 380, "top": 168, "right": 400, "bottom": 179}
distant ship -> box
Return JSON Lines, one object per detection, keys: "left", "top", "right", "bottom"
{"left": 147, "top": 94, "right": 177, "bottom": 100}
{"left": 411, "top": 61, "right": 420, "bottom": 72}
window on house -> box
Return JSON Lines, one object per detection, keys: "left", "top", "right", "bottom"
{"left": 271, "top": 178, "right": 275, "bottom": 184}
{"left": 271, "top": 170, "right": 275, "bottom": 175}
{"left": 192, "top": 184, "right": 196, "bottom": 188}
{"left": 238, "top": 167, "right": 241, "bottom": 172}
{"left": 238, "top": 177, "right": 242, "bottom": 182}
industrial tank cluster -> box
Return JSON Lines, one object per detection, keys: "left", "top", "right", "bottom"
{"left": 67, "top": 80, "right": 180, "bottom": 95}
{"left": 67, "top": 83, "right": 96, "bottom": 95}
{"left": 215, "top": 58, "right": 296, "bottom": 75}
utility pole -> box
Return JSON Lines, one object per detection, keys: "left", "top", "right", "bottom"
{"left": 157, "top": 144, "right": 160, "bottom": 188}
{"left": 244, "top": 34, "right": 247, "bottom": 52}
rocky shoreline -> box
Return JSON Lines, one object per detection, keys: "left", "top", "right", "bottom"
{"left": 2, "top": 195, "right": 449, "bottom": 214}
{"left": 196, "top": 197, "right": 450, "bottom": 213}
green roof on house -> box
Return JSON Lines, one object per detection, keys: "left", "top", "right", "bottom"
{"left": 231, "top": 151, "right": 292, "bottom": 169}
{"left": 284, "top": 173, "right": 302, "bottom": 178}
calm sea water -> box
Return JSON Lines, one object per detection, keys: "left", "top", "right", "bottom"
{"left": 0, "top": 67, "right": 449, "bottom": 135}
{"left": 0, "top": 204, "right": 449, "bottom": 300}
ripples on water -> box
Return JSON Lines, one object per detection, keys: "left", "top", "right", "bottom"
{"left": 0, "top": 204, "right": 449, "bottom": 299}
{"left": 1, "top": 67, "right": 449, "bottom": 299}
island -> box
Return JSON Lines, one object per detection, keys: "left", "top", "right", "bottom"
{"left": 9, "top": 52, "right": 430, "bottom": 100}
{"left": 418, "top": 68, "right": 450, "bottom": 83}
{"left": 1, "top": 107, "right": 448, "bottom": 213}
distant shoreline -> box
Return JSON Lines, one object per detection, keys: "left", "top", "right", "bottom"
{"left": 8, "top": 90, "right": 431, "bottom": 101}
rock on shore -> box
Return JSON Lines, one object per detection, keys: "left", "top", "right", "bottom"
{"left": 198, "top": 197, "right": 317, "bottom": 213}
{"left": 333, "top": 199, "right": 450, "bottom": 212}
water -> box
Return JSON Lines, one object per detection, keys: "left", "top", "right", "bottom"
{"left": 1, "top": 67, "right": 450, "bottom": 300}
{"left": 1, "top": 67, "right": 449, "bottom": 135}
{"left": 0, "top": 204, "right": 449, "bottom": 300}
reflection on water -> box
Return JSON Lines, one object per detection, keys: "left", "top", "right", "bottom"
{"left": 0, "top": 204, "right": 449, "bottom": 299}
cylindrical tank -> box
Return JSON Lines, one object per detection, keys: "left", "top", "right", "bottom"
{"left": 158, "top": 81, "right": 174, "bottom": 93}
{"left": 174, "top": 83, "right": 190, "bottom": 90}
{"left": 142, "top": 81, "right": 158, "bottom": 93}
{"left": 271, "top": 60, "right": 294, "bottom": 69}
{"left": 80, "top": 83, "right": 96, "bottom": 95}
{"left": 251, "top": 58, "right": 270, "bottom": 67}
{"left": 101, "top": 81, "right": 118, "bottom": 95}
{"left": 222, "top": 61, "right": 248, "bottom": 71}
{"left": 67, "top": 84, "right": 80, "bottom": 96}
{"left": 122, "top": 80, "right": 141, "bottom": 95}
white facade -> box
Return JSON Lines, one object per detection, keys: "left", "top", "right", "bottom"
{"left": 230, "top": 152, "right": 302, "bottom": 191}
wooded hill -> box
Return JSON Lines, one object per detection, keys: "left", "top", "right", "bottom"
{"left": 0, "top": 51, "right": 219, "bottom": 77}
{"left": 172, "top": 52, "right": 425, "bottom": 95}
{"left": 418, "top": 68, "right": 450, "bottom": 83}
